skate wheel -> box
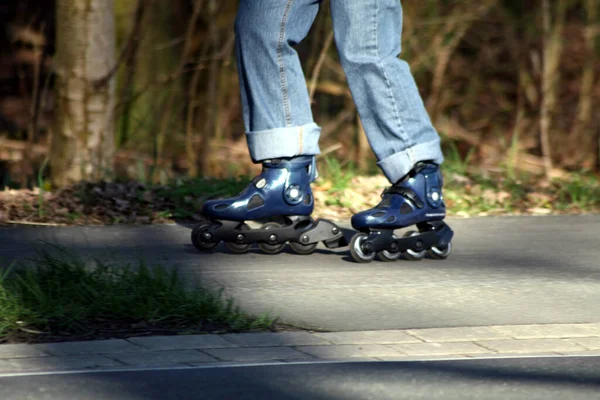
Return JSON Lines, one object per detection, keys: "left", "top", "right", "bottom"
{"left": 225, "top": 223, "right": 252, "bottom": 254}
{"left": 258, "top": 222, "right": 285, "bottom": 254}
{"left": 377, "top": 235, "right": 402, "bottom": 262}
{"left": 402, "top": 230, "right": 426, "bottom": 261}
{"left": 349, "top": 233, "right": 376, "bottom": 263}
{"left": 428, "top": 241, "right": 452, "bottom": 260}
{"left": 191, "top": 222, "right": 218, "bottom": 251}
{"left": 289, "top": 241, "right": 318, "bottom": 255}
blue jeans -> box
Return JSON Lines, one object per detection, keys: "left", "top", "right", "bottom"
{"left": 235, "top": 0, "right": 444, "bottom": 183}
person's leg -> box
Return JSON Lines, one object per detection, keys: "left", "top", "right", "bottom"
{"left": 329, "top": 0, "right": 443, "bottom": 183}
{"left": 235, "top": 0, "right": 322, "bottom": 162}
{"left": 198, "top": 0, "right": 350, "bottom": 253}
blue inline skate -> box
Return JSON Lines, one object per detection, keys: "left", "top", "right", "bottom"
{"left": 191, "top": 156, "right": 347, "bottom": 255}
{"left": 349, "top": 162, "right": 454, "bottom": 263}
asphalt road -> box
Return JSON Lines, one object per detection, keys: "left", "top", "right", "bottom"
{"left": 1, "top": 356, "right": 599, "bottom": 399}
{"left": 1, "top": 215, "right": 599, "bottom": 331}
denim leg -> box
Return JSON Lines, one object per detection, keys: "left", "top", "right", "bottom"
{"left": 330, "top": 0, "right": 444, "bottom": 183}
{"left": 236, "top": 0, "right": 322, "bottom": 162}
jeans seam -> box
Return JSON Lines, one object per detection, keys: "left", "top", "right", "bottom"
{"left": 278, "top": 0, "right": 295, "bottom": 128}
{"left": 374, "top": 0, "right": 409, "bottom": 148}
{"left": 373, "top": 0, "right": 379, "bottom": 57}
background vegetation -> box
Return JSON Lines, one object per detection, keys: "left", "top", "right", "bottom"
{"left": 0, "top": 0, "right": 598, "bottom": 194}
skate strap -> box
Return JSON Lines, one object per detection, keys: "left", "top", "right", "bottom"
{"left": 383, "top": 186, "right": 425, "bottom": 209}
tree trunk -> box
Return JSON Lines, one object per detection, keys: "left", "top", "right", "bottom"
{"left": 540, "top": 0, "right": 567, "bottom": 179}
{"left": 567, "top": 0, "right": 599, "bottom": 169}
{"left": 51, "top": 0, "right": 116, "bottom": 187}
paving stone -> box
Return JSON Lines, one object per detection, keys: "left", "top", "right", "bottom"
{"left": 314, "top": 330, "right": 420, "bottom": 345}
{"left": 476, "top": 339, "right": 586, "bottom": 354}
{"left": 389, "top": 342, "right": 489, "bottom": 356}
{"left": 34, "top": 339, "right": 144, "bottom": 356}
{"left": 566, "top": 337, "right": 600, "bottom": 350}
{"left": 558, "top": 350, "right": 600, "bottom": 356}
{"left": 0, "top": 355, "right": 121, "bottom": 372}
{"left": 0, "top": 344, "right": 51, "bottom": 359}
{"left": 0, "top": 360, "right": 16, "bottom": 372}
{"left": 464, "top": 353, "right": 558, "bottom": 359}
{"left": 221, "top": 332, "right": 329, "bottom": 347}
{"left": 296, "top": 344, "right": 402, "bottom": 359}
{"left": 128, "top": 335, "right": 237, "bottom": 351}
{"left": 408, "top": 326, "right": 510, "bottom": 343}
{"left": 491, "top": 324, "right": 600, "bottom": 339}
{"left": 204, "top": 346, "right": 312, "bottom": 362}
{"left": 376, "top": 355, "right": 470, "bottom": 362}
{"left": 110, "top": 350, "right": 217, "bottom": 366}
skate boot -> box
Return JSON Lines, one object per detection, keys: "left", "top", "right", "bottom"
{"left": 191, "top": 156, "right": 347, "bottom": 255}
{"left": 349, "top": 161, "right": 453, "bottom": 263}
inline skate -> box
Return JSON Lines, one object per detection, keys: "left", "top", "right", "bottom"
{"left": 349, "top": 162, "right": 453, "bottom": 263}
{"left": 191, "top": 156, "right": 347, "bottom": 255}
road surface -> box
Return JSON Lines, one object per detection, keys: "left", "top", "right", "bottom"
{"left": 1, "top": 215, "right": 599, "bottom": 331}
{"left": 1, "top": 356, "right": 599, "bottom": 399}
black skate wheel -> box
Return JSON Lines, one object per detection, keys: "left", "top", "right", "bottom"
{"left": 225, "top": 223, "right": 252, "bottom": 254}
{"left": 428, "top": 242, "right": 452, "bottom": 260}
{"left": 289, "top": 241, "right": 318, "bottom": 255}
{"left": 402, "top": 230, "right": 426, "bottom": 261}
{"left": 258, "top": 222, "right": 285, "bottom": 254}
{"left": 191, "top": 222, "right": 218, "bottom": 251}
{"left": 350, "top": 233, "right": 376, "bottom": 263}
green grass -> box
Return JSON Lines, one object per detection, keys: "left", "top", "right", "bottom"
{"left": 0, "top": 247, "right": 276, "bottom": 343}
{"left": 440, "top": 139, "right": 475, "bottom": 177}
{"left": 554, "top": 173, "right": 600, "bottom": 211}
{"left": 153, "top": 177, "right": 249, "bottom": 219}
{"left": 441, "top": 159, "right": 600, "bottom": 216}
{"left": 318, "top": 157, "right": 358, "bottom": 208}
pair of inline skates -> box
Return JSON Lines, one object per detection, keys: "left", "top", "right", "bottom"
{"left": 191, "top": 156, "right": 453, "bottom": 263}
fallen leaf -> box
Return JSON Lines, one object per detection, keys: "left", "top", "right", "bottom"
{"left": 527, "top": 207, "right": 552, "bottom": 215}
{"left": 483, "top": 189, "right": 497, "bottom": 204}
{"left": 496, "top": 191, "right": 512, "bottom": 202}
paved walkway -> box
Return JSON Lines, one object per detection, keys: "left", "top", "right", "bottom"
{"left": 3, "top": 215, "right": 600, "bottom": 331}
{"left": 1, "top": 323, "right": 600, "bottom": 375}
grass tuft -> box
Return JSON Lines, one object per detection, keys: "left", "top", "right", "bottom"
{"left": 0, "top": 247, "right": 276, "bottom": 343}
{"left": 318, "top": 157, "right": 357, "bottom": 208}
{"left": 554, "top": 173, "right": 600, "bottom": 211}
{"left": 154, "top": 177, "right": 249, "bottom": 219}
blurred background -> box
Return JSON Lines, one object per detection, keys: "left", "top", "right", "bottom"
{"left": 0, "top": 0, "right": 598, "bottom": 190}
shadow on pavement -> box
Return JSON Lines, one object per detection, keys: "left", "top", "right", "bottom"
{"left": 1, "top": 357, "right": 600, "bottom": 399}
{"left": 1, "top": 216, "right": 600, "bottom": 331}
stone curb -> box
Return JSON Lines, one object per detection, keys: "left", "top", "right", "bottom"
{"left": 0, "top": 323, "right": 599, "bottom": 374}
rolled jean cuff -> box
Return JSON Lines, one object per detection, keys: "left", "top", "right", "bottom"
{"left": 378, "top": 138, "right": 445, "bottom": 183}
{"left": 246, "top": 123, "right": 322, "bottom": 162}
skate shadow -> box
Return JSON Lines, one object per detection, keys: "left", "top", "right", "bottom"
{"left": 182, "top": 243, "right": 346, "bottom": 256}
{"left": 339, "top": 253, "right": 443, "bottom": 264}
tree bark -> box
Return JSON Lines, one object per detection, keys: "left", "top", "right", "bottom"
{"left": 568, "top": 0, "right": 598, "bottom": 169}
{"left": 540, "top": 0, "right": 567, "bottom": 179}
{"left": 51, "top": 0, "right": 116, "bottom": 187}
